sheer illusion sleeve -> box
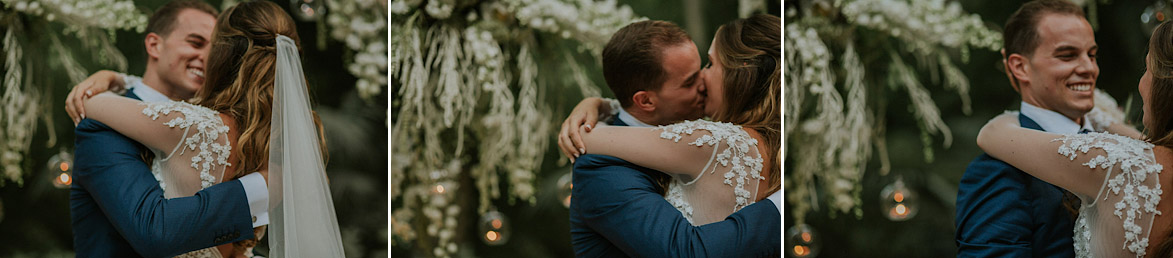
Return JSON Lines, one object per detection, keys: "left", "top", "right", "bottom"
{"left": 1053, "top": 133, "right": 1163, "bottom": 258}
{"left": 581, "top": 120, "right": 767, "bottom": 224}
{"left": 977, "top": 113, "right": 1163, "bottom": 257}
{"left": 83, "top": 92, "right": 230, "bottom": 198}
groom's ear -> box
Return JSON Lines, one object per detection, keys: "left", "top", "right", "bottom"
{"left": 632, "top": 91, "right": 656, "bottom": 112}
{"left": 1005, "top": 52, "right": 1031, "bottom": 91}
{"left": 144, "top": 33, "right": 164, "bottom": 60}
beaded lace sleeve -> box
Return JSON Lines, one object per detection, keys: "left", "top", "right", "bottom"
{"left": 655, "top": 120, "right": 766, "bottom": 212}
{"left": 140, "top": 101, "right": 231, "bottom": 197}
{"left": 1054, "top": 132, "right": 1163, "bottom": 258}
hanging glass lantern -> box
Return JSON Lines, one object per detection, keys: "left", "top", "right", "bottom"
{"left": 48, "top": 149, "right": 73, "bottom": 189}
{"left": 880, "top": 176, "right": 918, "bottom": 221}
{"left": 480, "top": 210, "right": 510, "bottom": 246}
{"left": 290, "top": 0, "right": 326, "bottom": 21}
{"left": 557, "top": 172, "right": 573, "bottom": 208}
{"left": 785, "top": 224, "right": 820, "bottom": 257}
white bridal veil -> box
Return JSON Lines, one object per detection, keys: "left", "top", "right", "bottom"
{"left": 268, "top": 34, "right": 345, "bottom": 257}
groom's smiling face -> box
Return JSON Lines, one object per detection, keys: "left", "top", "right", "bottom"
{"left": 147, "top": 8, "right": 215, "bottom": 99}
{"left": 1017, "top": 13, "right": 1099, "bottom": 122}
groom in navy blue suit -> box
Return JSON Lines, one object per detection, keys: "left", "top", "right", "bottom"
{"left": 567, "top": 20, "right": 781, "bottom": 257}
{"left": 955, "top": 1, "right": 1100, "bottom": 257}
{"left": 67, "top": 1, "right": 269, "bottom": 257}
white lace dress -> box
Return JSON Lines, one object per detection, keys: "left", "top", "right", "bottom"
{"left": 653, "top": 120, "right": 766, "bottom": 226}
{"left": 140, "top": 100, "right": 233, "bottom": 258}
{"left": 1054, "top": 132, "right": 1164, "bottom": 258}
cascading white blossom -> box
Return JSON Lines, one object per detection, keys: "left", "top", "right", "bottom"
{"left": 0, "top": 0, "right": 147, "bottom": 185}
{"left": 786, "top": 0, "right": 1001, "bottom": 224}
{"left": 2, "top": 0, "right": 145, "bottom": 34}
{"left": 388, "top": 0, "right": 640, "bottom": 256}
{"left": 324, "top": 0, "right": 388, "bottom": 100}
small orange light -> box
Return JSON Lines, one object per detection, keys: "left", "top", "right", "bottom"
{"left": 59, "top": 173, "right": 71, "bottom": 185}
{"left": 894, "top": 192, "right": 904, "bottom": 202}
{"left": 485, "top": 231, "right": 499, "bottom": 242}
{"left": 793, "top": 245, "right": 809, "bottom": 256}
{"left": 491, "top": 219, "right": 502, "bottom": 229}
{"left": 60, "top": 162, "right": 69, "bottom": 172}
{"left": 801, "top": 232, "right": 811, "bottom": 242}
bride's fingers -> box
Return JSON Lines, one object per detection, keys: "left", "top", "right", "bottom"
{"left": 571, "top": 124, "right": 587, "bottom": 155}
{"left": 558, "top": 129, "right": 577, "bottom": 163}
{"left": 65, "top": 82, "right": 85, "bottom": 122}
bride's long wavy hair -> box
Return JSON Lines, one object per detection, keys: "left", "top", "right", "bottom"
{"left": 1144, "top": 20, "right": 1173, "bottom": 258}
{"left": 710, "top": 14, "right": 781, "bottom": 197}
{"left": 194, "top": 0, "right": 327, "bottom": 180}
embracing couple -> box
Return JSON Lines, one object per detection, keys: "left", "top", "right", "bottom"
{"left": 956, "top": 0, "right": 1173, "bottom": 257}
{"left": 64, "top": 1, "right": 341, "bottom": 257}
{"left": 557, "top": 14, "right": 781, "bottom": 257}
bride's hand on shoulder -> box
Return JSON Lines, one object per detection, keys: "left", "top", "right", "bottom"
{"left": 66, "top": 70, "right": 126, "bottom": 125}
{"left": 559, "top": 97, "right": 609, "bottom": 163}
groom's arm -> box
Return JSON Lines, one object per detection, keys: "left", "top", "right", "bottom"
{"left": 73, "top": 118, "right": 259, "bottom": 258}
{"left": 573, "top": 154, "right": 781, "bottom": 258}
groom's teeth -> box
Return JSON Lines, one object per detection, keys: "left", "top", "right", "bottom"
{"left": 188, "top": 69, "right": 204, "bottom": 78}
{"left": 1068, "top": 84, "right": 1092, "bottom": 92}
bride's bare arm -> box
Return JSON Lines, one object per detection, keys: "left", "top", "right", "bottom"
{"left": 579, "top": 122, "right": 764, "bottom": 182}
{"left": 977, "top": 113, "right": 1110, "bottom": 197}
{"left": 81, "top": 92, "right": 199, "bottom": 153}
{"left": 1105, "top": 121, "right": 1144, "bottom": 139}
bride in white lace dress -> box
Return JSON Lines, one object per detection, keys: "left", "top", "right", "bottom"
{"left": 568, "top": 14, "right": 780, "bottom": 226}
{"left": 76, "top": 2, "right": 343, "bottom": 257}
{"left": 975, "top": 20, "right": 1173, "bottom": 258}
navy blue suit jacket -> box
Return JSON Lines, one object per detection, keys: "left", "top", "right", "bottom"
{"left": 70, "top": 91, "right": 254, "bottom": 258}
{"left": 569, "top": 118, "right": 781, "bottom": 257}
{"left": 955, "top": 114, "right": 1075, "bottom": 257}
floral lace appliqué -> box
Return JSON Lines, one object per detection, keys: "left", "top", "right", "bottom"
{"left": 141, "top": 101, "right": 232, "bottom": 189}
{"left": 1055, "top": 132, "right": 1163, "bottom": 258}
{"left": 664, "top": 182, "right": 694, "bottom": 225}
{"left": 656, "top": 120, "right": 766, "bottom": 211}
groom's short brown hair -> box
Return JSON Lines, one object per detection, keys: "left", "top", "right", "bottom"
{"left": 146, "top": 0, "right": 219, "bottom": 36}
{"left": 602, "top": 20, "right": 691, "bottom": 108}
{"left": 1003, "top": 0, "right": 1085, "bottom": 58}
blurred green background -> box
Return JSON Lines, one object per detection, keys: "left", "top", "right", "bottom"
{"left": 0, "top": 0, "right": 387, "bottom": 257}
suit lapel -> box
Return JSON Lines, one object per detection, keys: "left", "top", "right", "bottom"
{"left": 1018, "top": 113, "right": 1044, "bottom": 131}
{"left": 124, "top": 89, "right": 142, "bottom": 101}
{"left": 610, "top": 117, "right": 629, "bottom": 127}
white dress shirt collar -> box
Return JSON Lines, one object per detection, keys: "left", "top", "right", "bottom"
{"left": 1020, "top": 101, "right": 1094, "bottom": 134}
{"left": 617, "top": 108, "right": 655, "bottom": 128}
{"left": 123, "top": 74, "right": 173, "bottom": 103}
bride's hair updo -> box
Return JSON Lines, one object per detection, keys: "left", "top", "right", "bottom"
{"left": 1145, "top": 20, "right": 1173, "bottom": 258}
{"left": 195, "top": 0, "right": 326, "bottom": 179}
{"left": 1146, "top": 21, "right": 1173, "bottom": 147}
{"left": 711, "top": 13, "right": 781, "bottom": 195}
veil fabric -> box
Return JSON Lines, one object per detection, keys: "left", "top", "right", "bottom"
{"left": 269, "top": 34, "right": 345, "bottom": 257}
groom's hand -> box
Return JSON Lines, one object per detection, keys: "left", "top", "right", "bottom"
{"left": 66, "top": 70, "right": 125, "bottom": 125}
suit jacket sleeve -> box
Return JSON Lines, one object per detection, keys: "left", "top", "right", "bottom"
{"left": 955, "top": 154, "right": 1034, "bottom": 257}
{"left": 573, "top": 154, "right": 781, "bottom": 258}
{"left": 73, "top": 118, "right": 254, "bottom": 258}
